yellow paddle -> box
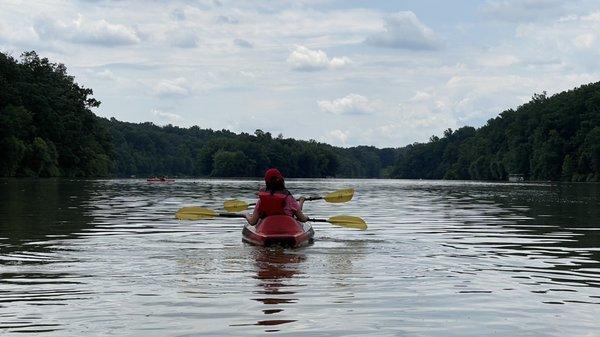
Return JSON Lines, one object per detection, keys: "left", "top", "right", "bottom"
{"left": 175, "top": 206, "right": 367, "bottom": 230}
{"left": 175, "top": 206, "right": 246, "bottom": 220}
{"left": 308, "top": 215, "right": 367, "bottom": 230}
{"left": 223, "top": 188, "right": 355, "bottom": 212}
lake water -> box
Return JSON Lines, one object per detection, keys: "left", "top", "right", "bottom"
{"left": 1, "top": 178, "right": 599, "bottom": 336}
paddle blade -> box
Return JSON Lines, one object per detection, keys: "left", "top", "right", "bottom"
{"left": 323, "top": 188, "right": 355, "bottom": 203}
{"left": 328, "top": 215, "right": 367, "bottom": 230}
{"left": 223, "top": 199, "right": 249, "bottom": 212}
{"left": 176, "top": 206, "right": 218, "bottom": 220}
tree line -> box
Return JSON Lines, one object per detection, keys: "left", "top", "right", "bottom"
{"left": 105, "top": 118, "right": 395, "bottom": 178}
{"left": 390, "top": 87, "right": 600, "bottom": 182}
{"left": 1, "top": 51, "right": 599, "bottom": 181}
{"left": 1, "top": 51, "right": 113, "bottom": 177}
{"left": 0, "top": 51, "right": 395, "bottom": 178}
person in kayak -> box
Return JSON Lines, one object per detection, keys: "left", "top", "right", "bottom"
{"left": 245, "top": 168, "right": 309, "bottom": 226}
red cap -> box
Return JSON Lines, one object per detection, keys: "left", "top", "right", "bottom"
{"left": 264, "top": 168, "right": 284, "bottom": 183}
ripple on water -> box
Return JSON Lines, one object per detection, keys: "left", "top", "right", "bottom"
{"left": 0, "top": 179, "right": 599, "bottom": 336}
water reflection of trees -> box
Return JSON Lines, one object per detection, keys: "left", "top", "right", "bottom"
{"left": 431, "top": 183, "right": 600, "bottom": 289}
{"left": 0, "top": 179, "right": 96, "bottom": 256}
{"left": 0, "top": 179, "right": 98, "bottom": 333}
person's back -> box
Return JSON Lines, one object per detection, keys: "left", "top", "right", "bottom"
{"left": 245, "top": 168, "right": 308, "bottom": 226}
{"left": 257, "top": 188, "right": 289, "bottom": 217}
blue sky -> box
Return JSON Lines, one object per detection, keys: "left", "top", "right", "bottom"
{"left": 1, "top": 0, "right": 599, "bottom": 147}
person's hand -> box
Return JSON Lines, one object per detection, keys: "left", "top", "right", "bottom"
{"left": 245, "top": 213, "right": 257, "bottom": 226}
{"left": 298, "top": 196, "right": 306, "bottom": 210}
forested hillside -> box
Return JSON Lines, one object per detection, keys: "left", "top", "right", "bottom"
{"left": 0, "top": 52, "right": 113, "bottom": 177}
{"left": 0, "top": 52, "right": 396, "bottom": 178}
{"left": 2, "top": 51, "right": 599, "bottom": 181}
{"left": 391, "top": 86, "right": 600, "bottom": 182}
{"left": 104, "top": 118, "right": 394, "bottom": 178}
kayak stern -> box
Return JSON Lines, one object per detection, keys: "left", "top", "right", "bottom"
{"left": 242, "top": 215, "right": 314, "bottom": 248}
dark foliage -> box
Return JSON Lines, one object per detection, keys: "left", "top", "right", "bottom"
{"left": 1, "top": 52, "right": 396, "bottom": 178}
{"left": 0, "top": 52, "right": 113, "bottom": 177}
{"left": 390, "top": 86, "right": 600, "bottom": 182}
{"left": 104, "top": 120, "right": 396, "bottom": 178}
{"left": 3, "top": 51, "right": 598, "bottom": 181}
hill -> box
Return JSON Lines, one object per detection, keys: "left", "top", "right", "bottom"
{"left": 0, "top": 51, "right": 396, "bottom": 178}
{"left": 2, "top": 51, "right": 598, "bottom": 181}
{"left": 390, "top": 86, "right": 600, "bottom": 181}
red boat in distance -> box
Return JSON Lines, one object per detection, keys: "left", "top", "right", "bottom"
{"left": 146, "top": 176, "right": 175, "bottom": 183}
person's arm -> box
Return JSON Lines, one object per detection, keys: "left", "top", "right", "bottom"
{"left": 298, "top": 196, "right": 305, "bottom": 211}
{"left": 245, "top": 199, "right": 261, "bottom": 225}
{"left": 293, "top": 196, "right": 308, "bottom": 222}
{"left": 245, "top": 212, "right": 259, "bottom": 226}
{"left": 294, "top": 209, "right": 309, "bottom": 222}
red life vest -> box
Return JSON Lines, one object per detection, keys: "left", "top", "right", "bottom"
{"left": 258, "top": 191, "right": 287, "bottom": 217}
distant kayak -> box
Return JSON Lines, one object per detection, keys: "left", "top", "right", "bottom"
{"left": 147, "top": 177, "right": 175, "bottom": 183}
{"left": 242, "top": 215, "right": 314, "bottom": 248}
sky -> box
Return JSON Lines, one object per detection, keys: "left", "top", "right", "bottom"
{"left": 1, "top": 0, "right": 599, "bottom": 148}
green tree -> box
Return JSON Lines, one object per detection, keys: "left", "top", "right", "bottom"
{"left": 211, "top": 150, "right": 256, "bottom": 177}
{"left": 29, "top": 137, "right": 59, "bottom": 176}
{"left": 0, "top": 136, "right": 27, "bottom": 176}
{"left": 579, "top": 126, "right": 600, "bottom": 181}
{"left": 0, "top": 51, "right": 113, "bottom": 177}
{"left": 561, "top": 154, "right": 575, "bottom": 181}
{"left": 531, "top": 130, "right": 564, "bottom": 180}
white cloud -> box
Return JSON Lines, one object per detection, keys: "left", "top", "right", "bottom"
{"left": 478, "top": 54, "right": 520, "bottom": 67}
{"left": 582, "top": 12, "right": 600, "bottom": 22}
{"left": 153, "top": 78, "right": 191, "bottom": 97}
{"left": 153, "top": 109, "right": 183, "bottom": 124}
{"left": 171, "top": 8, "right": 186, "bottom": 21}
{"left": 239, "top": 70, "right": 256, "bottom": 78}
{"left": 216, "top": 15, "right": 239, "bottom": 24}
{"left": 0, "top": 21, "right": 38, "bottom": 47}
{"left": 515, "top": 12, "right": 600, "bottom": 67}
{"left": 365, "top": 11, "right": 439, "bottom": 50}
{"left": 95, "top": 69, "right": 118, "bottom": 81}
{"left": 234, "top": 38, "right": 253, "bottom": 48}
{"left": 574, "top": 33, "right": 594, "bottom": 49}
{"left": 167, "top": 30, "right": 198, "bottom": 48}
{"left": 326, "top": 129, "right": 349, "bottom": 144}
{"left": 409, "top": 91, "right": 433, "bottom": 102}
{"left": 3, "top": 1, "right": 599, "bottom": 148}
{"left": 287, "top": 45, "right": 351, "bottom": 71}
{"left": 33, "top": 14, "right": 140, "bottom": 46}
{"left": 317, "top": 94, "right": 375, "bottom": 115}
{"left": 480, "top": 0, "right": 563, "bottom": 22}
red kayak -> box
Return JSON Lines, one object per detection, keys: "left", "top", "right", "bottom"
{"left": 242, "top": 215, "right": 314, "bottom": 248}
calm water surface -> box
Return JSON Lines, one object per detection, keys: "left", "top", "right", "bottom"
{"left": 1, "top": 179, "right": 599, "bottom": 336}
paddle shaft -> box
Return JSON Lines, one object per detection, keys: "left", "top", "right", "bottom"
{"left": 244, "top": 196, "right": 319, "bottom": 208}
{"left": 177, "top": 206, "right": 365, "bottom": 229}
{"left": 224, "top": 188, "right": 353, "bottom": 213}
{"left": 218, "top": 212, "right": 247, "bottom": 218}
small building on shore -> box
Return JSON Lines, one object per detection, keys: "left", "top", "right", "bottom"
{"left": 508, "top": 174, "right": 525, "bottom": 182}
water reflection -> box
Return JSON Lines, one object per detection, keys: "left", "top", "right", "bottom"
{"left": 435, "top": 183, "right": 600, "bottom": 294}
{"left": 0, "top": 179, "right": 97, "bottom": 334}
{"left": 249, "top": 248, "right": 305, "bottom": 332}
{"left": 0, "top": 179, "right": 96, "bottom": 255}
{"left": 1, "top": 178, "right": 599, "bottom": 336}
